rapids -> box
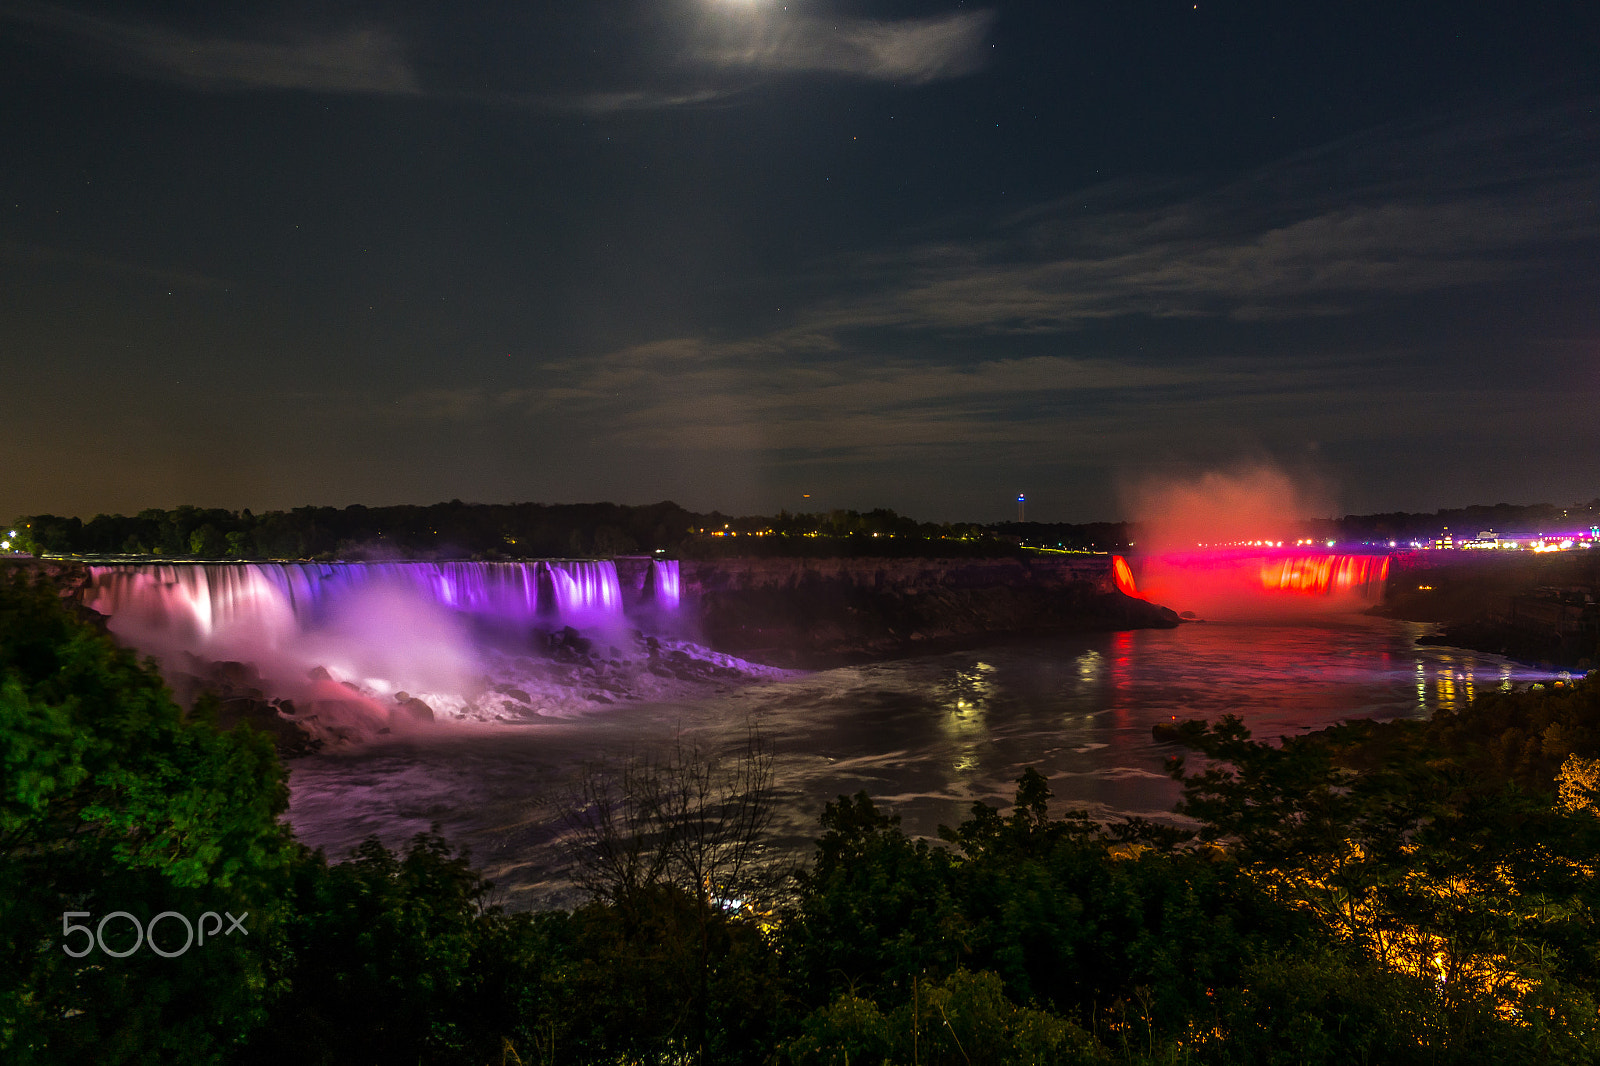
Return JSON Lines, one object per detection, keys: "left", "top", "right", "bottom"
{"left": 282, "top": 614, "right": 1556, "bottom": 908}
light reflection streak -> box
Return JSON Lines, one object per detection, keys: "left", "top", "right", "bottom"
{"left": 941, "top": 661, "right": 995, "bottom": 775}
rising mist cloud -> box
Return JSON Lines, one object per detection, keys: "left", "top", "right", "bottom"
{"left": 1122, "top": 464, "right": 1333, "bottom": 555}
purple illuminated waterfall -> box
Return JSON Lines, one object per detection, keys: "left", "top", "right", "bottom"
{"left": 85, "top": 560, "right": 651, "bottom": 646}
{"left": 81, "top": 559, "right": 690, "bottom": 740}
{"left": 646, "top": 559, "right": 680, "bottom": 611}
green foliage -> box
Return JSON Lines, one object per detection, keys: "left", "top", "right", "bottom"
{"left": 189, "top": 524, "right": 228, "bottom": 558}
{"left": 785, "top": 792, "right": 964, "bottom": 1002}
{"left": 242, "top": 831, "right": 507, "bottom": 1065}
{"left": 14, "top": 501, "right": 703, "bottom": 559}
{"left": 0, "top": 569, "right": 294, "bottom": 1064}
{"left": 19, "top": 499, "right": 1059, "bottom": 561}
{"left": 525, "top": 885, "right": 787, "bottom": 1065}
{"left": 1167, "top": 696, "right": 1600, "bottom": 1062}
{"left": 786, "top": 968, "right": 1103, "bottom": 1066}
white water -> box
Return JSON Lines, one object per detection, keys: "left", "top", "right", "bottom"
{"left": 282, "top": 614, "right": 1561, "bottom": 909}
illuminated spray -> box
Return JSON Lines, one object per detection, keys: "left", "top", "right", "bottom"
{"left": 84, "top": 559, "right": 683, "bottom": 737}
{"left": 1120, "top": 464, "right": 1386, "bottom": 617}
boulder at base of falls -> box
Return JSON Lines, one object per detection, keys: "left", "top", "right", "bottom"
{"left": 391, "top": 692, "right": 436, "bottom": 726}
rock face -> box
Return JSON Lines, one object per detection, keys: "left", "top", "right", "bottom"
{"left": 170, "top": 657, "right": 323, "bottom": 757}
{"left": 681, "top": 555, "right": 1179, "bottom": 668}
{"left": 391, "top": 692, "right": 436, "bottom": 726}
{"left": 1377, "top": 551, "right": 1600, "bottom": 670}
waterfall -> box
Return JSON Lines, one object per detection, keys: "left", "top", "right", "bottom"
{"left": 1258, "top": 553, "right": 1389, "bottom": 597}
{"left": 542, "top": 560, "right": 623, "bottom": 624}
{"left": 646, "top": 559, "right": 681, "bottom": 611}
{"left": 1111, "top": 555, "right": 1140, "bottom": 598}
{"left": 1132, "top": 550, "right": 1391, "bottom": 618}
{"left": 85, "top": 560, "right": 636, "bottom": 641}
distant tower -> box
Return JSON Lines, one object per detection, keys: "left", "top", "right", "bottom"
{"left": 1017, "top": 493, "right": 1026, "bottom": 523}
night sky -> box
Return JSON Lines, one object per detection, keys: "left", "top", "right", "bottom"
{"left": 3, "top": 1, "right": 1596, "bottom": 523}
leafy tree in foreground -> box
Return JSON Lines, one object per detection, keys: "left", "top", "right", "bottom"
{"left": 554, "top": 732, "right": 787, "bottom": 1065}
{"left": 0, "top": 569, "right": 294, "bottom": 1064}
{"left": 241, "top": 830, "right": 511, "bottom": 1066}
{"left": 1168, "top": 703, "right": 1600, "bottom": 1062}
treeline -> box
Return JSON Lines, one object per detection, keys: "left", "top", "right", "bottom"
{"left": 12, "top": 500, "right": 702, "bottom": 560}
{"left": 989, "top": 520, "right": 1134, "bottom": 551}
{"left": 11, "top": 494, "right": 1600, "bottom": 561}
{"left": 10, "top": 502, "right": 1028, "bottom": 561}
{"left": 1336, "top": 497, "right": 1600, "bottom": 542}
{"left": 6, "top": 566, "right": 1600, "bottom": 1063}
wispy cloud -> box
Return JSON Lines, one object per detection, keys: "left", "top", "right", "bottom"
{"left": 3, "top": 2, "right": 418, "bottom": 94}
{"left": 694, "top": 10, "right": 996, "bottom": 85}
{"left": 542, "top": 87, "right": 737, "bottom": 114}
{"left": 379, "top": 336, "right": 1261, "bottom": 462}
{"left": 372, "top": 101, "right": 1597, "bottom": 471}
{"left": 797, "top": 106, "right": 1600, "bottom": 333}
{"left": 0, "top": 239, "right": 231, "bottom": 291}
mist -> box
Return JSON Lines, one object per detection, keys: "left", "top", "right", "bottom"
{"left": 1121, "top": 464, "right": 1383, "bottom": 619}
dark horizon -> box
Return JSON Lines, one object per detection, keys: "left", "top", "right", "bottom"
{"left": 13, "top": 491, "right": 1599, "bottom": 556}
{"left": 13, "top": 487, "right": 1600, "bottom": 527}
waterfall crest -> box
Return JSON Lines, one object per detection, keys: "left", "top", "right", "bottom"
{"left": 85, "top": 559, "right": 652, "bottom": 641}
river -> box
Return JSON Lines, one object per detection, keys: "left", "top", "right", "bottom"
{"left": 283, "top": 613, "right": 1559, "bottom": 909}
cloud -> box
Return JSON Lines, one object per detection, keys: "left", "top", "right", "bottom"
{"left": 0, "top": 239, "right": 232, "bottom": 291}
{"left": 368, "top": 100, "right": 1596, "bottom": 480}
{"left": 695, "top": 10, "right": 995, "bottom": 84}
{"left": 376, "top": 335, "right": 1261, "bottom": 463}
{"left": 543, "top": 88, "right": 737, "bottom": 114}
{"left": 792, "top": 105, "right": 1600, "bottom": 333}
{"left": 2, "top": 2, "right": 418, "bottom": 94}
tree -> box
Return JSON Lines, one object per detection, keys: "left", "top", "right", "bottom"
{"left": 559, "top": 731, "right": 779, "bottom": 1063}
{"left": 242, "top": 830, "right": 511, "bottom": 1066}
{"left": 785, "top": 791, "right": 963, "bottom": 1007}
{"left": 189, "top": 523, "right": 227, "bottom": 558}
{"left": 0, "top": 568, "right": 295, "bottom": 1063}
{"left": 1167, "top": 711, "right": 1600, "bottom": 1060}
{"left": 562, "top": 731, "right": 776, "bottom": 917}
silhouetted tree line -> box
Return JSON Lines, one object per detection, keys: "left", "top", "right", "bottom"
{"left": 6, "top": 565, "right": 1600, "bottom": 1064}
{"left": 1335, "top": 498, "right": 1600, "bottom": 542}
{"left": 10, "top": 501, "right": 703, "bottom": 560}
{"left": 989, "top": 521, "right": 1135, "bottom": 551}
{"left": 12, "top": 495, "right": 1600, "bottom": 562}
{"left": 12, "top": 503, "right": 1040, "bottom": 561}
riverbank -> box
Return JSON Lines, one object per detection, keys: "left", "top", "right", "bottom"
{"left": 682, "top": 554, "right": 1179, "bottom": 668}
{"left": 1374, "top": 551, "right": 1599, "bottom": 670}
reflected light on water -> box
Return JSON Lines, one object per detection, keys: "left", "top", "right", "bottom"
{"left": 942, "top": 662, "right": 995, "bottom": 774}
{"left": 284, "top": 615, "right": 1564, "bottom": 906}
{"left": 1076, "top": 650, "right": 1103, "bottom": 683}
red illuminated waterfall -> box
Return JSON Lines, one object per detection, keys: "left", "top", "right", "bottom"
{"left": 1112, "top": 555, "right": 1141, "bottom": 598}
{"left": 1257, "top": 553, "right": 1389, "bottom": 597}
{"left": 1132, "top": 550, "right": 1391, "bottom": 617}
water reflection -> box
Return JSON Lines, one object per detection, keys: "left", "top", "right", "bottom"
{"left": 1076, "top": 649, "right": 1102, "bottom": 683}
{"left": 287, "top": 614, "right": 1561, "bottom": 907}
{"left": 940, "top": 662, "right": 995, "bottom": 774}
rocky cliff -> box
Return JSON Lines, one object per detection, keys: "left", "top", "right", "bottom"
{"left": 680, "top": 554, "right": 1179, "bottom": 667}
